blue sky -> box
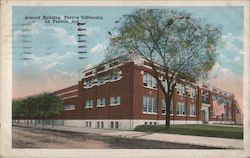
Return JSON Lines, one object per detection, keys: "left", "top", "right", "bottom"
{"left": 12, "top": 6, "right": 244, "bottom": 104}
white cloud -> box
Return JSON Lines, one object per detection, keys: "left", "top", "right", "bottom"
{"left": 86, "top": 27, "right": 100, "bottom": 35}
{"left": 232, "top": 56, "right": 241, "bottom": 63}
{"left": 13, "top": 22, "right": 41, "bottom": 39}
{"left": 13, "top": 22, "right": 78, "bottom": 46}
{"left": 90, "top": 43, "right": 107, "bottom": 54}
{"left": 49, "top": 27, "right": 78, "bottom": 46}
{"left": 222, "top": 33, "right": 243, "bottom": 55}
{"left": 24, "top": 51, "right": 77, "bottom": 71}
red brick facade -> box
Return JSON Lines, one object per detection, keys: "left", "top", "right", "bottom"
{"left": 53, "top": 59, "right": 236, "bottom": 124}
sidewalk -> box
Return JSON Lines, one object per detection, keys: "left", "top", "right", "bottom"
{"left": 13, "top": 123, "right": 243, "bottom": 149}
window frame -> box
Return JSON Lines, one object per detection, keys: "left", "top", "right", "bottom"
{"left": 110, "top": 96, "right": 121, "bottom": 106}
{"left": 143, "top": 73, "right": 157, "bottom": 89}
{"left": 176, "top": 102, "right": 186, "bottom": 116}
{"left": 85, "top": 100, "right": 94, "bottom": 108}
{"left": 64, "top": 104, "right": 76, "bottom": 111}
{"left": 161, "top": 99, "right": 173, "bottom": 115}
{"left": 97, "top": 98, "right": 106, "bottom": 107}
{"left": 143, "top": 96, "right": 158, "bottom": 114}
{"left": 176, "top": 83, "right": 185, "bottom": 96}
{"left": 189, "top": 104, "right": 197, "bottom": 116}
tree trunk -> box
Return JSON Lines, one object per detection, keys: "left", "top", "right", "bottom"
{"left": 165, "top": 112, "right": 170, "bottom": 130}
{"left": 43, "top": 117, "right": 44, "bottom": 127}
{"left": 164, "top": 94, "right": 172, "bottom": 130}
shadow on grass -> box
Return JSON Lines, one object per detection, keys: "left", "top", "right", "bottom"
{"left": 134, "top": 124, "right": 243, "bottom": 139}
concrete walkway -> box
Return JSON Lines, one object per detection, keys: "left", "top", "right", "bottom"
{"left": 13, "top": 123, "right": 243, "bottom": 149}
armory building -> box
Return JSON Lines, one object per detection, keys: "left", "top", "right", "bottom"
{"left": 51, "top": 55, "right": 236, "bottom": 130}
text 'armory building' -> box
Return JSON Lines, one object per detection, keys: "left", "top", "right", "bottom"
{"left": 51, "top": 54, "right": 237, "bottom": 130}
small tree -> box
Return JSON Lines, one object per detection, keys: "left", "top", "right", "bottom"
{"left": 12, "top": 92, "right": 64, "bottom": 127}
{"left": 106, "top": 9, "right": 222, "bottom": 129}
{"left": 36, "top": 93, "right": 64, "bottom": 127}
{"left": 12, "top": 99, "right": 23, "bottom": 124}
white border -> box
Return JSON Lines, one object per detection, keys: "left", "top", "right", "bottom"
{"left": 0, "top": 1, "right": 249, "bottom": 158}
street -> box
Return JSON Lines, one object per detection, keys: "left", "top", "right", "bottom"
{"left": 12, "top": 126, "right": 220, "bottom": 149}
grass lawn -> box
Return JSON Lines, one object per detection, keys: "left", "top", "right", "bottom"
{"left": 134, "top": 124, "right": 243, "bottom": 139}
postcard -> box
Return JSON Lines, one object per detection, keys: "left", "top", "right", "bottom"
{"left": 0, "top": 0, "right": 249, "bottom": 158}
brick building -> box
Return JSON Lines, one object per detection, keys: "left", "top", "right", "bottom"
{"left": 52, "top": 55, "right": 236, "bottom": 130}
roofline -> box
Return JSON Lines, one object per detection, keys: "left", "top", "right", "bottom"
{"left": 53, "top": 84, "right": 78, "bottom": 93}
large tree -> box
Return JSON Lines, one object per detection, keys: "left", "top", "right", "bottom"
{"left": 106, "top": 9, "right": 222, "bottom": 129}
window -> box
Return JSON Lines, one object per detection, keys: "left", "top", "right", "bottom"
{"left": 84, "top": 79, "right": 93, "bottom": 88}
{"left": 145, "top": 122, "right": 148, "bottom": 125}
{"left": 202, "top": 91, "right": 209, "bottom": 103}
{"left": 97, "top": 121, "right": 100, "bottom": 128}
{"left": 64, "top": 104, "right": 75, "bottom": 111}
{"left": 143, "top": 73, "right": 157, "bottom": 89}
{"left": 97, "top": 76, "right": 105, "bottom": 85}
{"left": 154, "top": 122, "right": 157, "bottom": 125}
{"left": 227, "top": 98, "right": 232, "bottom": 107}
{"left": 101, "top": 122, "right": 104, "bottom": 128}
{"left": 85, "top": 100, "right": 93, "bottom": 108}
{"left": 176, "top": 102, "right": 185, "bottom": 115}
{"left": 115, "top": 122, "right": 119, "bottom": 129}
{"left": 89, "top": 121, "right": 92, "bottom": 128}
{"left": 162, "top": 99, "right": 173, "bottom": 114}
{"left": 110, "top": 122, "right": 114, "bottom": 128}
{"left": 110, "top": 96, "right": 121, "bottom": 106}
{"left": 143, "top": 96, "right": 157, "bottom": 113}
{"left": 189, "top": 87, "right": 196, "bottom": 98}
{"left": 228, "top": 109, "right": 232, "bottom": 118}
{"left": 176, "top": 83, "right": 185, "bottom": 95}
{"left": 189, "top": 104, "right": 196, "bottom": 116}
{"left": 97, "top": 98, "right": 106, "bottom": 107}
{"left": 86, "top": 121, "right": 88, "bottom": 127}
{"left": 111, "top": 70, "right": 122, "bottom": 81}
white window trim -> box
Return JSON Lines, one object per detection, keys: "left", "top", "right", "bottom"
{"left": 162, "top": 114, "right": 174, "bottom": 116}
{"left": 64, "top": 104, "right": 75, "bottom": 111}
{"left": 85, "top": 106, "right": 93, "bottom": 109}
{"left": 177, "top": 114, "right": 186, "bottom": 116}
{"left": 97, "top": 104, "right": 105, "bottom": 107}
{"left": 143, "top": 112, "right": 158, "bottom": 115}
{"left": 61, "top": 95, "right": 78, "bottom": 100}
{"left": 110, "top": 103, "right": 120, "bottom": 106}
{"left": 188, "top": 115, "right": 197, "bottom": 117}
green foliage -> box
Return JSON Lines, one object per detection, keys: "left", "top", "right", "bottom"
{"left": 134, "top": 124, "right": 243, "bottom": 139}
{"left": 12, "top": 93, "right": 64, "bottom": 120}
{"left": 106, "top": 9, "right": 223, "bottom": 129}
{"left": 107, "top": 9, "right": 223, "bottom": 81}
